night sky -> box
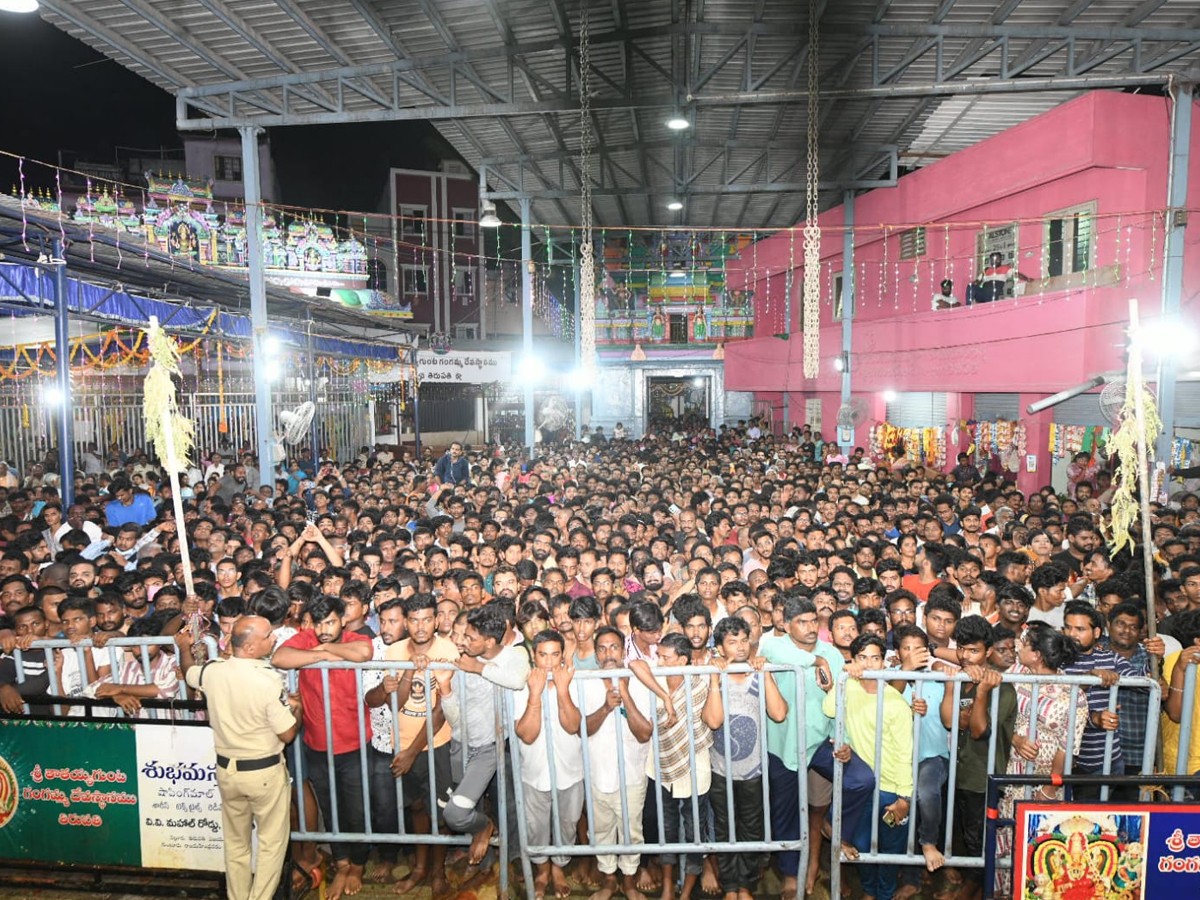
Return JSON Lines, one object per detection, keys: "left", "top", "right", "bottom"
{"left": 0, "top": 12, "right": 460, "bottom": 213}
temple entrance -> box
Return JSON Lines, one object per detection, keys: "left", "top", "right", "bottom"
{"left": 645, "top": 375, "right": 711, "bottom": 433}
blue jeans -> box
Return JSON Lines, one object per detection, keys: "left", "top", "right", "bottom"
{"left": 916, "top": 755, "right": 948, "bottom": 848}
{"left": 852, "top": 789, "right": 907, "bottom": 900}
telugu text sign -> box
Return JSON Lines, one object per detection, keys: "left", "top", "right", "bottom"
{"left": 0, "top": 719, "right": 223, "bottom": 872}
{"left": 417, "top": 350, "right": 511, "bottom": 384}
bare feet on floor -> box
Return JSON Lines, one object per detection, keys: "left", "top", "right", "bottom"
{"left": 922, "top": 842, "right": 946, "bottom": 872}
{"left": 468, "top": 817, "right": 496, "bottom": 866}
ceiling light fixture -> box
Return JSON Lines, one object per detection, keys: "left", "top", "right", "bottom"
{"left": 479, "top": 200, "right": 501, "bottom": 228}
{"left": 666, "top": 114, "right": 690, "bottom": 131}
{"left": 0, "top": 0, "right": 39, "bottom": 12}
{"left": 667, "top": 200, "right": 683, "bottom": 211}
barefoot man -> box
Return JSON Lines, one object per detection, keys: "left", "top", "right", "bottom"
{"left": 580, "top": 626, "right": 654, "bottom": 900}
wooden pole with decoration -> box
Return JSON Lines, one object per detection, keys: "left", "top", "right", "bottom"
{"left": 1110, "top": 299, "right": 1163, "bottom": 678}
{"left": 142, "top": 317, "right": 198, "bottom": 641}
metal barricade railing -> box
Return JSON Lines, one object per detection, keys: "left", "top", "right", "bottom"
{"left": 279, "top": 660, "right": 513, "bottom": 897}
{"left": 1173, "top": 660, "right": 1199, "bottom": 799}
{"left": 502, "top": 663, "right": 813, "bottom": 900}
{"left": 827, "top": 669, "right": 1163, "bottom": 899}
{"left": 10, "top": 636, "right": 217, "bottom": 720}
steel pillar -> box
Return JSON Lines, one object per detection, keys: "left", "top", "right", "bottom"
{"left": 520, "top": 198, "right": 536, "bottom": 455}
{"left": 52, "top": 240, "right": 74, "bottom": 508}
{"left": 240, "top": 125, "right": 275, "bottom": 485}
{"left": 839, "top": 191, "right": 856, "bottom": 455}
{"left": 573, "top": 255, "right": 583, "bottom": 441}
{"left": 1157, "top": 80, "right": 1194, "bottom": 463}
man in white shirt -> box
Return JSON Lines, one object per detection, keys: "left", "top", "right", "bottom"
{"left": 512, "top": 630, "right": 583, "bottom": 900}
{"left": 580, "top": 626, "right": 653, "bottom": 900}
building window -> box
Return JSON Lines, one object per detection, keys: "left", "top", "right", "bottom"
{"left": 975, "top": 223, "right": 1019, "bottom": 271}
{"left": 367, "top": 258, "right": 388, "bottom": 292}
{"left": 454, "top": 268, "right": 474, "bottom": 297}
{"left": 215, "top": 155, "right": 242, "bottom": 182}
{"left": 453, "top": 210, "right": 475, "bottom": 239}
{"left": 831, "top": 272, "right": 844, "bottom": 321}
{"left": 400, "top": 206, "right": 426, "bottom": 240}
{"left": 402, "top": 266, "right": 428, "bottom": 295}
{"left": 1044, "top": 203, "right": 1095, "bottom": 277}
{"left": 899, "top": 226, "right": 926, "bottom": 260}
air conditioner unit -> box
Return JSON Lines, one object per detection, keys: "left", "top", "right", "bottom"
{"left": 454, "top": 324, "right": 479, "bottom": 341}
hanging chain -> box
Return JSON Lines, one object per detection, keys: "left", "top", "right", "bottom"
{"left": 578, "top": 8, "right": 596, "bottom": 380}
{"left": 802, "top": 2, "right": 822, "bottom": 379}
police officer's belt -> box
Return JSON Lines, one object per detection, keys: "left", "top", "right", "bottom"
{"left": 216, "top": 754, "right": 282, "bottom": 771}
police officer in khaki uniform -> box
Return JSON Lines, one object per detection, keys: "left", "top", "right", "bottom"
{"left": 185, "top": 615, "right": 298, "bottom": 900}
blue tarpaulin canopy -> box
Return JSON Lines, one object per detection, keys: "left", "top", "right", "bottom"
{"left": 0, "top": 263, "right": 403, "bottom": 361}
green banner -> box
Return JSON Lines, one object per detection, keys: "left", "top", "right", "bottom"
{"left": 0, "top": 719, "right": 223, "bottom": 871}
{"left": 0, "top": 720, "right": 140, "bottom": 866}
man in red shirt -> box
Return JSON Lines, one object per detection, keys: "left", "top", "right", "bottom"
{"left": 276, "top": 596, "right": 373, "bottom": 900}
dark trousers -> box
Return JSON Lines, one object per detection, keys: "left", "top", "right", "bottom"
{"left": 808, "top": 742, "right": 877, "bottom": 848}
{"left": 367, "top": 747, "right": 400, "bottom": 863}
{"left": 711, "top": 773, "right": 764, "bottom": 892}
{"left": 303, "top": 745, "right": 370, "bottom": 866}
{"left": 657, "top": 782, "right": 708, "bottom": 876}
{"left": 767, "top": 746, "right": 876, "bottom": 878}
{"left": 952, "top": 789, "right": 986, "bottom": 886}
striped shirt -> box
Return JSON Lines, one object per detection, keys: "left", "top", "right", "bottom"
{"left": 1062, "top": 646, "right": 1140, "bottom": 772}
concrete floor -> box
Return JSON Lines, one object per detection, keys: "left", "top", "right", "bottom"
{"left": 0, "top": 858, "right": 962, "bottom": 899}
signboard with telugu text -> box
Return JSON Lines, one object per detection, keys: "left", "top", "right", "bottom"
{"left": 0, "top": 719, "right": 223, "bottom": 871}
{"left": 417, "top": 350, "right": 511, "bottom": 384}
{"left": 1013, "top": 801, "right": 1200, "bottom": 898}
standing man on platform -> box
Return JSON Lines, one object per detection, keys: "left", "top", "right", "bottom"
{"left": 184, "top": 615, "right": 298, "bottom": 900}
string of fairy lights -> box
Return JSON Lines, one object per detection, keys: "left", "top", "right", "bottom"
{"left": 0, "top": 149, "right": 1183, "bottom": 347}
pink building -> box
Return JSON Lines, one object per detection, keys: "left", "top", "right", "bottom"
{"left": 723, "top": 91, "right": 1200, "bottom": 492}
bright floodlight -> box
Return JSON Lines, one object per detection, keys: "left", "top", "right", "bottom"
{"left": 566, "top": 367, "right": 594, "bottom": 392}
{"left": 0, "top": 1, "right": 40, "bottom": 13}
{"left": 263, "top": 335, "right": 282, "bottom": 357}
{"left": 882, "top": 390, "right": 898, "bottom": 403}
{"left": 666, "top": 114, "right": 690, "bottom": 131}
{"left": 516, "top": 355, "right": 545, "bottom": 384}
{"left": 43, "top": 384, "right": 63, "bottom": 406}
{"left": 1136, "top": 318, "right": 1197, "bottom": 358}
{"left": 833, "top": 356, "right": 845, "bottom": 372}
{"left": 667, "top": 200, "right": 683, "bottom": 211}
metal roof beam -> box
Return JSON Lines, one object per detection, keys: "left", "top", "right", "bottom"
{"left": 857, "top": 23, "right": 1200, "bottom": 42}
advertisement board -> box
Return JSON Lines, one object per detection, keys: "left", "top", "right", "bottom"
{"left": 0, "top": 719, "right": 223, "bottom": 871}
{"left": 1013, "top": 801, "right": 1200, "bottom": 898}
{"left": 417, "top": 350, "right": 511, "bottom": 384}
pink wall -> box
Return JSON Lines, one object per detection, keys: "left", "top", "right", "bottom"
{"left": 725, "top": 91, "right": 1200, "bottom": 476}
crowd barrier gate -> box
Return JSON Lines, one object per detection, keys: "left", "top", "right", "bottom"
{"left": 827, "top": 668, "right": 1163, "bottom": 899}
{"left": 4, "top": 647, "right": 1198, "bottom": 900}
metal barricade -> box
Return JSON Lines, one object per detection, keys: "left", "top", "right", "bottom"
{"left": 503, "top": 663, "right": 813, "bottom": 900}
{"left": 280, "top": 660, "right": 513, "bottom": 897}
{"left": 10, "top": 635, "right": 217, "bottom": 720}
{"left": 1173, "top": 660, "right": 1199, "bottom": 800}
{"left": 827, "top": 669, "right": 1163, "bottom": 898}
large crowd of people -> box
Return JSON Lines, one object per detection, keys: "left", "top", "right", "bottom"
{"left": 1, "top": 420, "right": 1198, "bottom": 900}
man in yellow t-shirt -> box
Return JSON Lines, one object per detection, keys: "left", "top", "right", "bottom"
{"left": 1162, "top": 613, "right": 1200, "bottom": 776}
{"left": 380, "top": 594, "right": 459, "bottom": 894}
{"left": 823, "top": 633, "right": 913, "bottom": 900}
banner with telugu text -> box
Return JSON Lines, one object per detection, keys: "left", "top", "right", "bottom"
{"left": 0, "top": 719, "right": 223, "bottom": 871}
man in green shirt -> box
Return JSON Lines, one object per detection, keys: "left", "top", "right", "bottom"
{"left": 938, "top": 617, "right": 1017, "bottom": 900}
{"left": 760, "top": 597, "right": 876, "bottom": 898}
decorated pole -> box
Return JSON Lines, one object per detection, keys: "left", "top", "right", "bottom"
{"left": 142, "top": 317, "right": 197, "bottom": 629}
{"left": 1111, "top": 299, "right": 1163, "bottom": 677}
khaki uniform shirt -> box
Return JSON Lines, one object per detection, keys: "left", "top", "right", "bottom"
{"left": 186, "top": 657, "right": 295, "bottom": 759}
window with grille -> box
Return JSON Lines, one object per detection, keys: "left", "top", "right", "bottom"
{"left": 1045, "top": 203, "right": 1095, "bottom": 277}
{"left": 402, "top": 266, "right": 428, "bottom": 295}
{"left": 215, "top": 155, "right": 242, "bottom": 182}
{"left": 899, "top": 227, "right": 926, "bottom": 260}
{"left": 401, "top": 206, "right": 427, "bottom": 240}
